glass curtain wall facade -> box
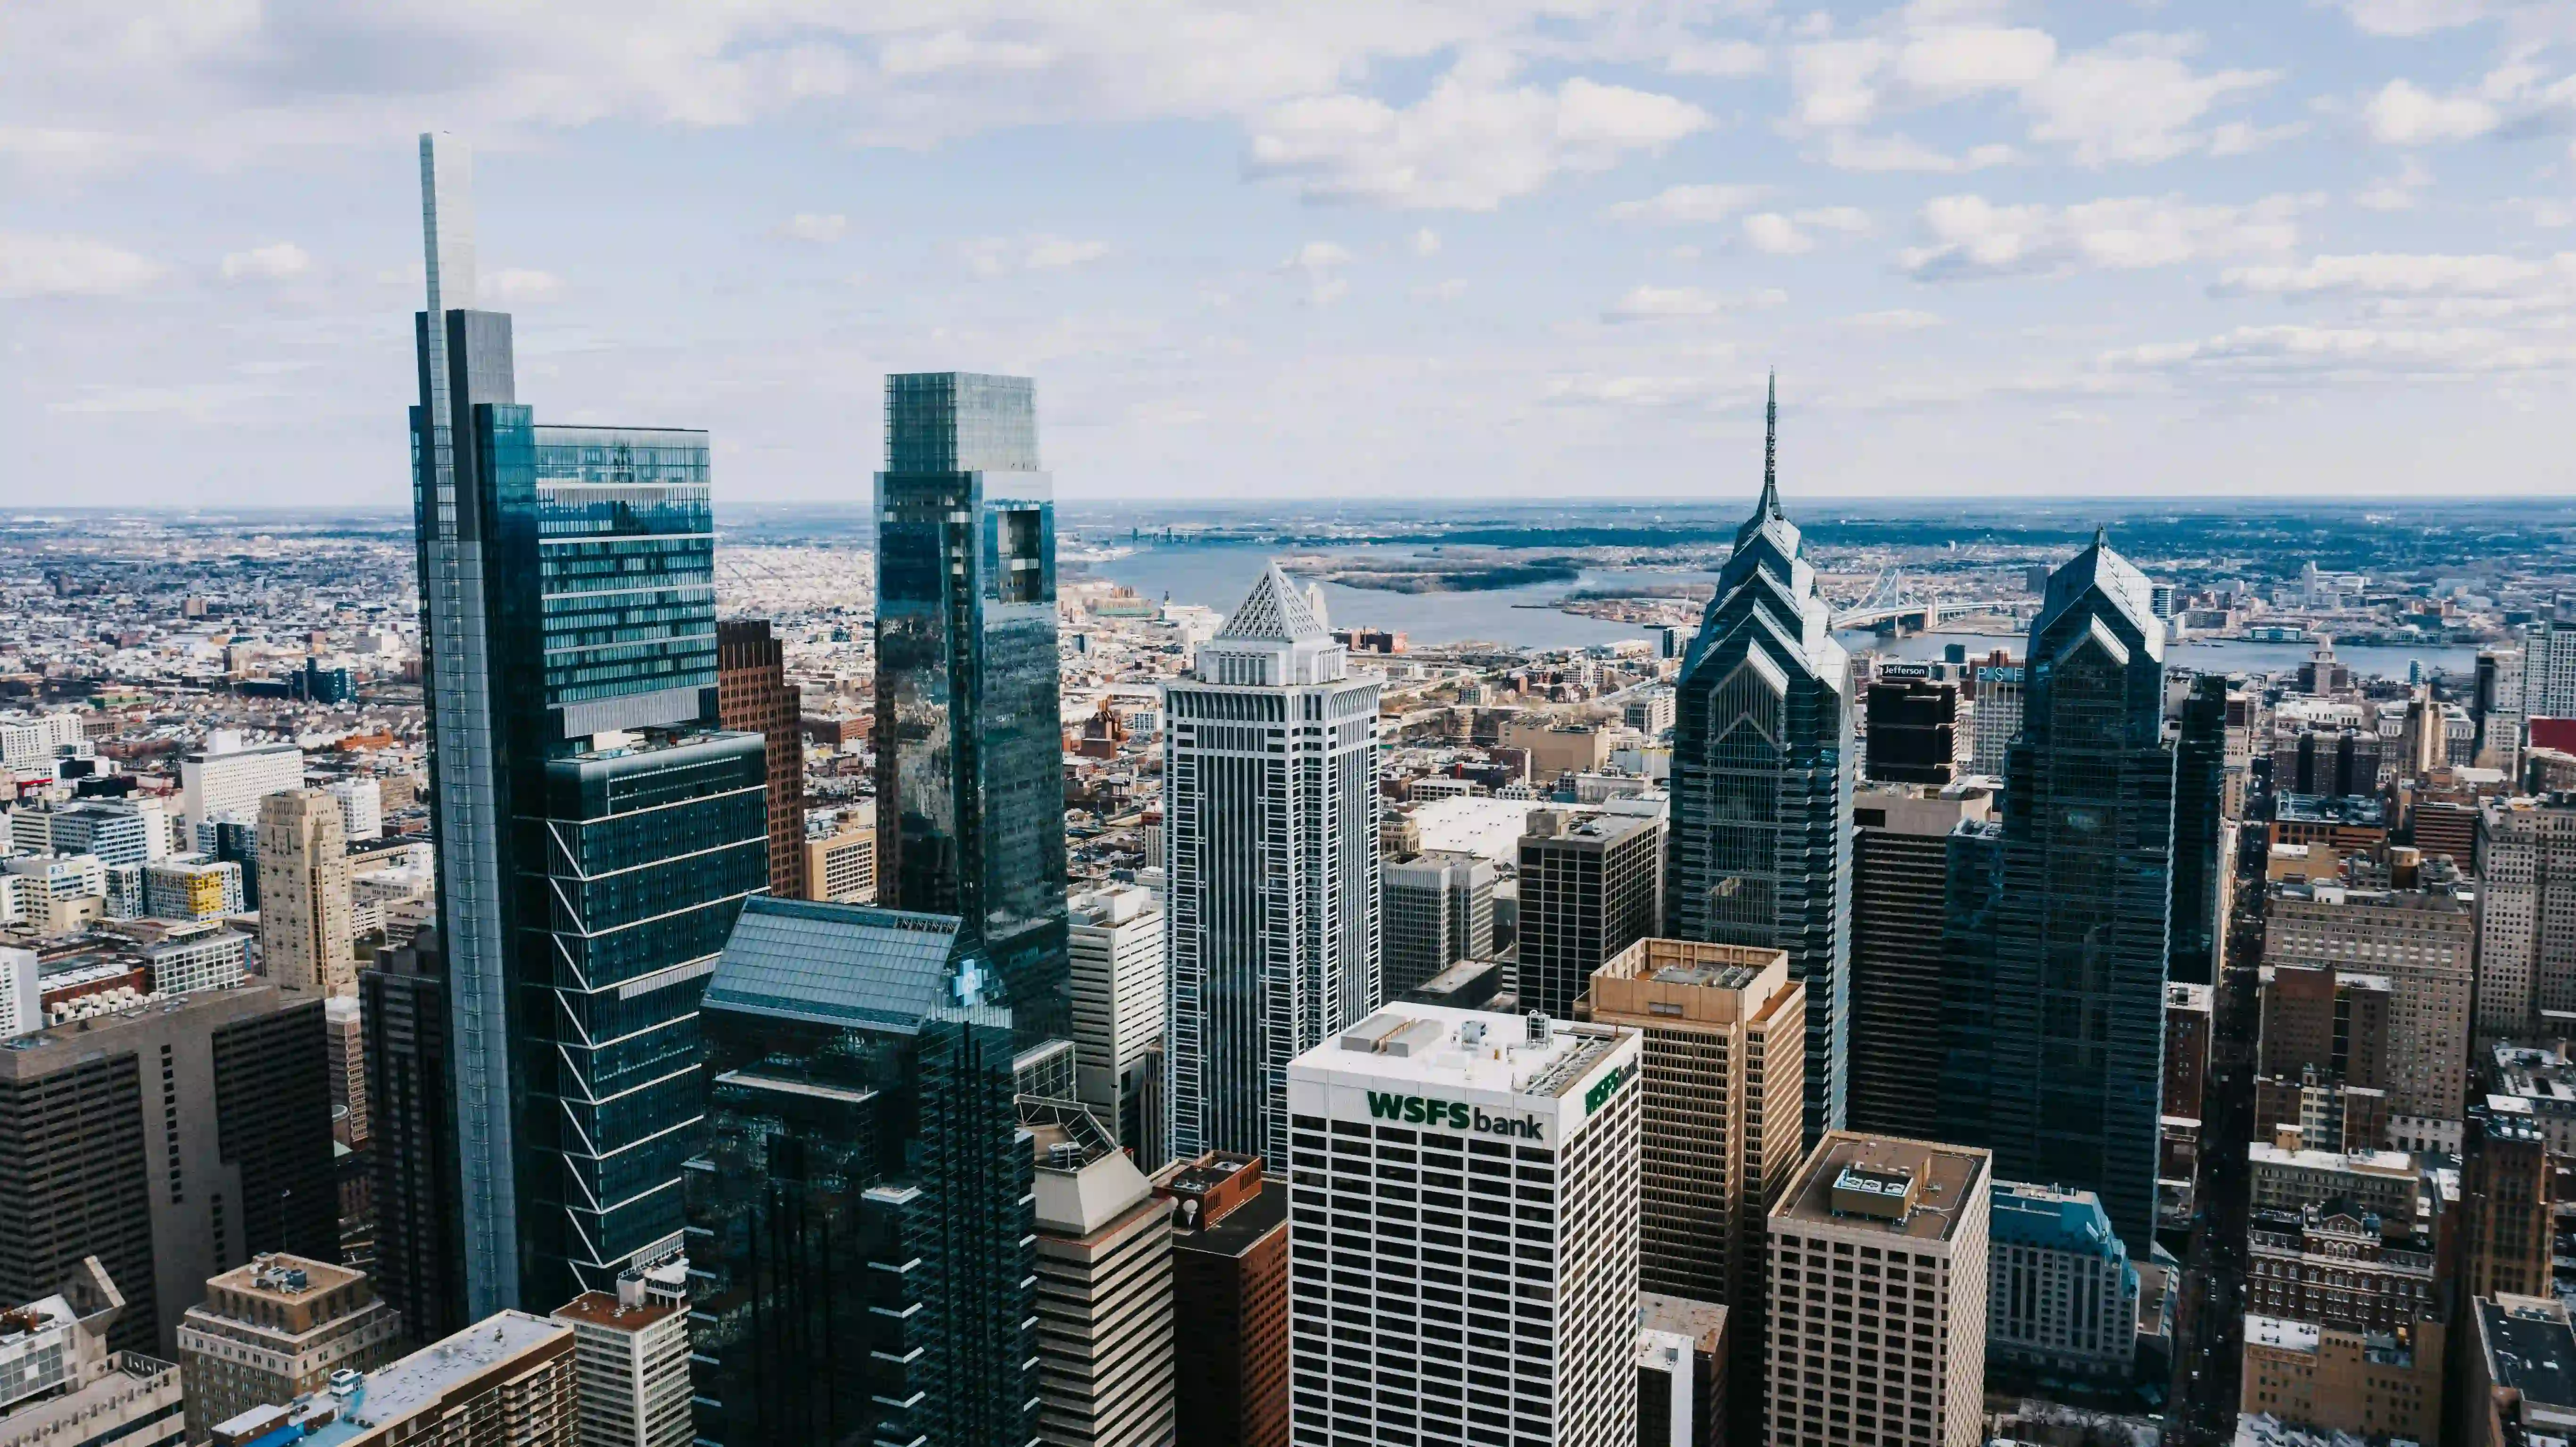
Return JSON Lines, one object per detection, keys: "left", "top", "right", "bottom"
{"left": 410, "top": 135, "right": 763, "bottom": 1315}
{"left": 1988, "top": 531, "right": 2174, "bottom": 1251}
{"left": 688, "top": 897, "right": 1038, "bottom": 1447}
{"left": 873, "top": 373, "right": 1070, "bottom": 1048}
{"left": 1663, "top": 378, "right": 1854, "bottom": 1146}
{"left": 2169, "top": 674, "right": 2230, "bottom": 987}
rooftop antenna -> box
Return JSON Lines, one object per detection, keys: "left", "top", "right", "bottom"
{"left": 1759, "top": 370, "right": 1780, "bottom": 517}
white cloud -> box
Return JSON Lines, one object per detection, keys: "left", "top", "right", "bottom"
{"left": 1607, "top": 183, "right": 1768, "bottom": 224}
{"left": 1601, "top": 284, "right": 1729, "bottom": 322}
{"left": 2101, "top": 322, "right": 2576, "bottom": 379}
{"left": 486, "top": 268, "right": 562, "bottom": 304}
{"left": 2353, "top": 156, "right": 2433, "bottom": 211}
{"left": 2019, "top": 35, "right": 2280, "bottom": 165}
{"left": 960, "top": 234, "right": 1110, "bottom": 276}
{"left": 1840, "top": 308, "right": 1945, "bottom": 329}
{"left": 0, "top": 231, "right": 162, "bottom": 298}
{"left": 1821, "top": 133, "right": 2017, "bottom": 173}
{"left": 1898, "top": 193, "right": 2312, "bottom": 281}
{"left": 1412, "top": 228, "right": 1441, "bottom": 257}
{"left": 1246, "top": 67, "right": 1709, "bottom": 211}
{"left": 2326, "top": 0, "right": 2499, "bottom": 36}
{"left": 1281, "top": 239, "right": 1354, "bottom": 304}
{"left": 1798, "top": 206, "right": 1874, "bottom": 234}
{"left": 1743, "top": 213, "right": 1813, "bottom": 255}
{"left": 219, "top": 241, "right": 311, "bottom": 282}
{"left": 1670, "top": 40, "right": 1767, "bottom": 79}
{"left": 1891, "top": 26, "right": 2057, "bottom": 101}
{"left": 776, "top": 213, "right": 848, "bottom": 243}
{"left": 2365, "top": 79, "right": 2502, "bottom": 143}
{"left": 2213, "top": 251, "right": 2576, "bottom": 297}
{"left": 1413, "top": 278, "right": 1468, "bottom": 301}
{"left": 1544, "top": 374, "right": 1721, "bottom": 407}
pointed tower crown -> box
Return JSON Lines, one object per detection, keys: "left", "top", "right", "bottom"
{"left": 1216, "top": 562, "right": 1329, "bottom": 643}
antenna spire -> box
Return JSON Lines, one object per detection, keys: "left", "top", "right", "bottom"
{"left": 1759, "top": 370, "right": 1780, "bottom": 516}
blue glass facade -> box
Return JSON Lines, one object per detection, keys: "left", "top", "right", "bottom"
{"left": 873, "top": 373, "right": 1070, "bottom": 1048}
{"left": 688, "top": 897, "right": 1038, "bottom": 1447}
{"left": 1985, "top": 531, "right": 2173, "bottom": 1250}
{"left": 410, "top": 135, "right": 762, "bottom": 1315}
{"left": 1664, "top": 381, "right": 1853, "bottom": 1145}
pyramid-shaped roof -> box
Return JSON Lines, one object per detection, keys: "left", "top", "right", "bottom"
{"left": 1216, "top": 561, "right": 1329, "bottom": 643}
{"left": 2037, "top": 526, "right": 2160, "bottom": 650}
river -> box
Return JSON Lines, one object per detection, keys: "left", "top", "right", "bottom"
{"left": 1085, "top": 542, "right": 2472, "bottom": 679}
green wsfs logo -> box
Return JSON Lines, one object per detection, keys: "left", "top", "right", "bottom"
{"left": 1582, "top": 1061, "right": 1636, "bottom": 1116}
{"left": 1362, "top": 1092, "right": 1545, "bottom": 1140}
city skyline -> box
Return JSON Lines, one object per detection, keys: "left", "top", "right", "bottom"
{"left": 9, "top": 3, "right": 2576, "bottom": 506}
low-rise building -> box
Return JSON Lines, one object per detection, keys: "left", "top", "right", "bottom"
{"left": 203, "top": 1310, "right": 573, "bottom": 1447}
{"left": 1986, "top": 1182, "right": 2139, "bottom": 1382}
{"left": 2244, "top": 1202, "right": 2437, "bottom": 1336}
{"left": 177, "top": 1254, "right": 401, "bottom": 1440}
{"left": 2238, "top": 1313, "right": 2441, "bottom": 1444}
{"left": 2246, "top": 1141, "right": 2417, "bottom": 1224}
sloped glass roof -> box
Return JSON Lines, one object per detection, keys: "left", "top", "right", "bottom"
{"left": 702, "top": 896, "right": 966, "bottom": 1031}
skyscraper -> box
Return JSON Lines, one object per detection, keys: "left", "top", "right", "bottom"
{"left": 409, "top": 135, "right": 768, "bottom": 1315}
{"left": 687, "top": 896, "right": 1038, "bottom": 1447}
{"left": 257, "top": 789, "right": 353, "bottom": 997}
{"left": 1162, "top": 563, "right": 1380, "bottom": 1166}
{"left": 360, "top": 933, "right": 463, "bottom": 1349}
{"left": 1379, "top": 850, "right": 1495, "bottom": 998}
{"left": 1849, "top": 784, "right": 1992, "bottom": 1140}
{"left": 1068, "top": 884, "right": 1170, "bottom": 1168}
{"left": 1517, "top": 807, "right": 1664, "bottom": 1019}
{"left": 716, "top": 619, "right": 807, "bottom": 901}
{"left": 2169, "top": 673, "right": 2230, "bottom": 987}
{"left": 1986, "top": 529, "right": 2173, "bottom": 1250}
{"left": 873, "top": 372, "right": 1070, "bottom": 1047}
{"left": 1286, "top": 1005, "right": 1643, "bottom": 1447}
{"left": 1665, "top": 376, "right": 1854, "bottom": 1143}
{"left": 2477, "top": 794, "right": 2576, "bottom": 1035}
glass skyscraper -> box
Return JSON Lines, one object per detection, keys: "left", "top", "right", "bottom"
{"left": 688, "top": 896, "right": 1038, "bottom": 1447}
{"left": 873, "top": 373, "right": 1071, "bottom": 1048}
{"left": 2169, "top": 673, "right": 2230, "bottom": 987}
{"left": 1664, "top": 377, "right": 1854, "bottom": 1145}
{"left": 410, "top": 134, "right": 767, "bottom": 1316}
{"left": 1985, "top": 528, "right": 2173, "bottom": 1250}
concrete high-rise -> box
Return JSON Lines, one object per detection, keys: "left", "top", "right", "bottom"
{"left": 2477, "top": 794, "right": 2576, "bottom": 1035}
{"left": 1985, "top": 1182, "right": 2138, "bottom": 1382}
{"left": 178, "top": 738, "right": 303, "bottom": 840}
{"left": 873, "top": 371, "right": 1070, "bottom": 1046}
{"left": 1576, "top": 938, "right": 1802, "bottom": 1447}
{"left": 552, "top": 1281, "right": 693, "bottom": 1447}
{"left": 258, "top": 789, "right": 353, "bottom": 997}
{"left": 688, "top": 897, "right": 1038, "bottom": 1447}
{"left": 1985, "top": 530, "right": 2174, "bottom": 1251}
{"left": 1162, "top": 563, "right": 1380, "bottom": 1166}
{"left": 361, "top": 934, "right": 462, "bottom": 1349}
{"left": 1665, "top": 377, "right": 1854, "bottom": 1144}
{"left": 0, "top": 983, "right": 334, "bottom": 1356}
{"left": 716, "top": 619, "right": 806, "bottom": 901}
{"left": 1286, "top": 1005, "right": 1643, "bottom": 1447}
{"left": 1154, "top": 1154, "right": 1288, "bottom": 1447}
{"left": 1967, "top": 654, "right": 2023, "bottom": 777}
{"left": 2475, "top": 646, "right": 2525, "bottom": 771}
{"left": 1849, "top": 783, "right": 1992, "bottom": 1140}
{"left": 2267, "top": 874, "right": 2474, "bottom": 1146}
{"left": 1027, "top": 1107, "right": 1176, "bottom": 1447}
{"left": 2460, "top": 1103, "right": 2553, "bottom": 1300}
{"left": 1068, "top": 884, "right": 1169, "bottom": 1167}
{"left": 1518, "top": 807, "right": 1663, "bottom": 1020}
{"left": 1766, "top": 1133, "right": 1991, "bottom": 1447}
{"left": 408, "top": 135, "right": 768, "bottom": 1314}
{"left": 2529, "top": 598, "right": 2576, "bottom": 721}
{"left": 0, "top": 1259, "right": 184, "bottom": 1447}
{"left": 1379, "top": 850, "right": 1495, "bottom": 998}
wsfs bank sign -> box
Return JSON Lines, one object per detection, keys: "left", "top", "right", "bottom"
{"left": 1364, "top": 1092, "right": 1546, "bottom": 1141}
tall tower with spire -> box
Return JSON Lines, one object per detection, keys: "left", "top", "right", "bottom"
{"left": 1162, "top": 562, "right": 1381, "bottom": 1165}
{"left": 1665, "top": 375, "right": 1855, "bottom": 1147}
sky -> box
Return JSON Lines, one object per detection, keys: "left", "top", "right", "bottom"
{"left": 5, "top": 1, "right": 2576, "bottom": 509}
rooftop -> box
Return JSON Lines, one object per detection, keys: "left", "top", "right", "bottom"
{"left": 209, "top": 1253, "right": 363, "bottom": 1304}
{"left": 1991, "top": 1181, "right": 2128, "bottom": 1259}
{"left": 1305, "top": 1002, "right": 1633, "bottom": 1103}
{"left": 2274, "top": 793, "right": 2388, "bottom": 827}
{"left": 2243, "top": 1314, "right": 2321, "bottom": 1354}
{"left": 551, "top": 1291, "right": 680, "bottom": 1332}
{"left": 302, "top": 1311, "right": 568, "bottom": 1445}
{"left": 1774, "top": 1132, "right": 1989, "bottom": 1243}
{"left": 2482, "top": 1295, "right": 2576, "bottom": 1410}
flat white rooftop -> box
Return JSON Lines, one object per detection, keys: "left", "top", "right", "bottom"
{"left": 1301, "top": 1002, "right": 1626, "bottom": 1103}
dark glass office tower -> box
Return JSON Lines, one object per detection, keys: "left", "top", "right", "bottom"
{"left": 1664, "top": 377, "right": 1854, "bottom": 1144}
{"left": 2169, "top": 674, "right": 2230, "bottom": 987}
{"left": 1987, "top": 529, "right": 2174, "bottom": 1250}
{"left": 409, "top": 134, "right": 767, "bottom": 1315}
{"left": 688, "top": 897, "right": 1038, "bottom": 1447}
{"left": 873, "top": 373, "right": 1070, "bottom": 1047}
{"left": 362, "top": 932, "right": 464, "bottom": 1349}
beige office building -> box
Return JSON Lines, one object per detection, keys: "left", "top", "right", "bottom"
{"left": 1029, "top": 1109, "right": 1176, "bottom": 1447}
{"left": 1577, "top": 937, "right": 1801, "bottom": 1443}
{"left": 2266, "top": 874, "right": 2474, "bottom": 1150}
{"left": 258, "top": 789, "right": 354, "bottom": 996}
{"left": 1767, "top": 1133, "right": 1991, "bottom": 1447}
{"left": 801, "top": 803, "right": 876, "bottom": 904}
{"left": 177, "top": 1254, "right": 401, "bottom": 1439}
{"left": 2241, "top": 1313, "right": 2443, "bottom": 1442}
{"left": 552, "top": 1283, "right": 692, "bottom": 1447}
